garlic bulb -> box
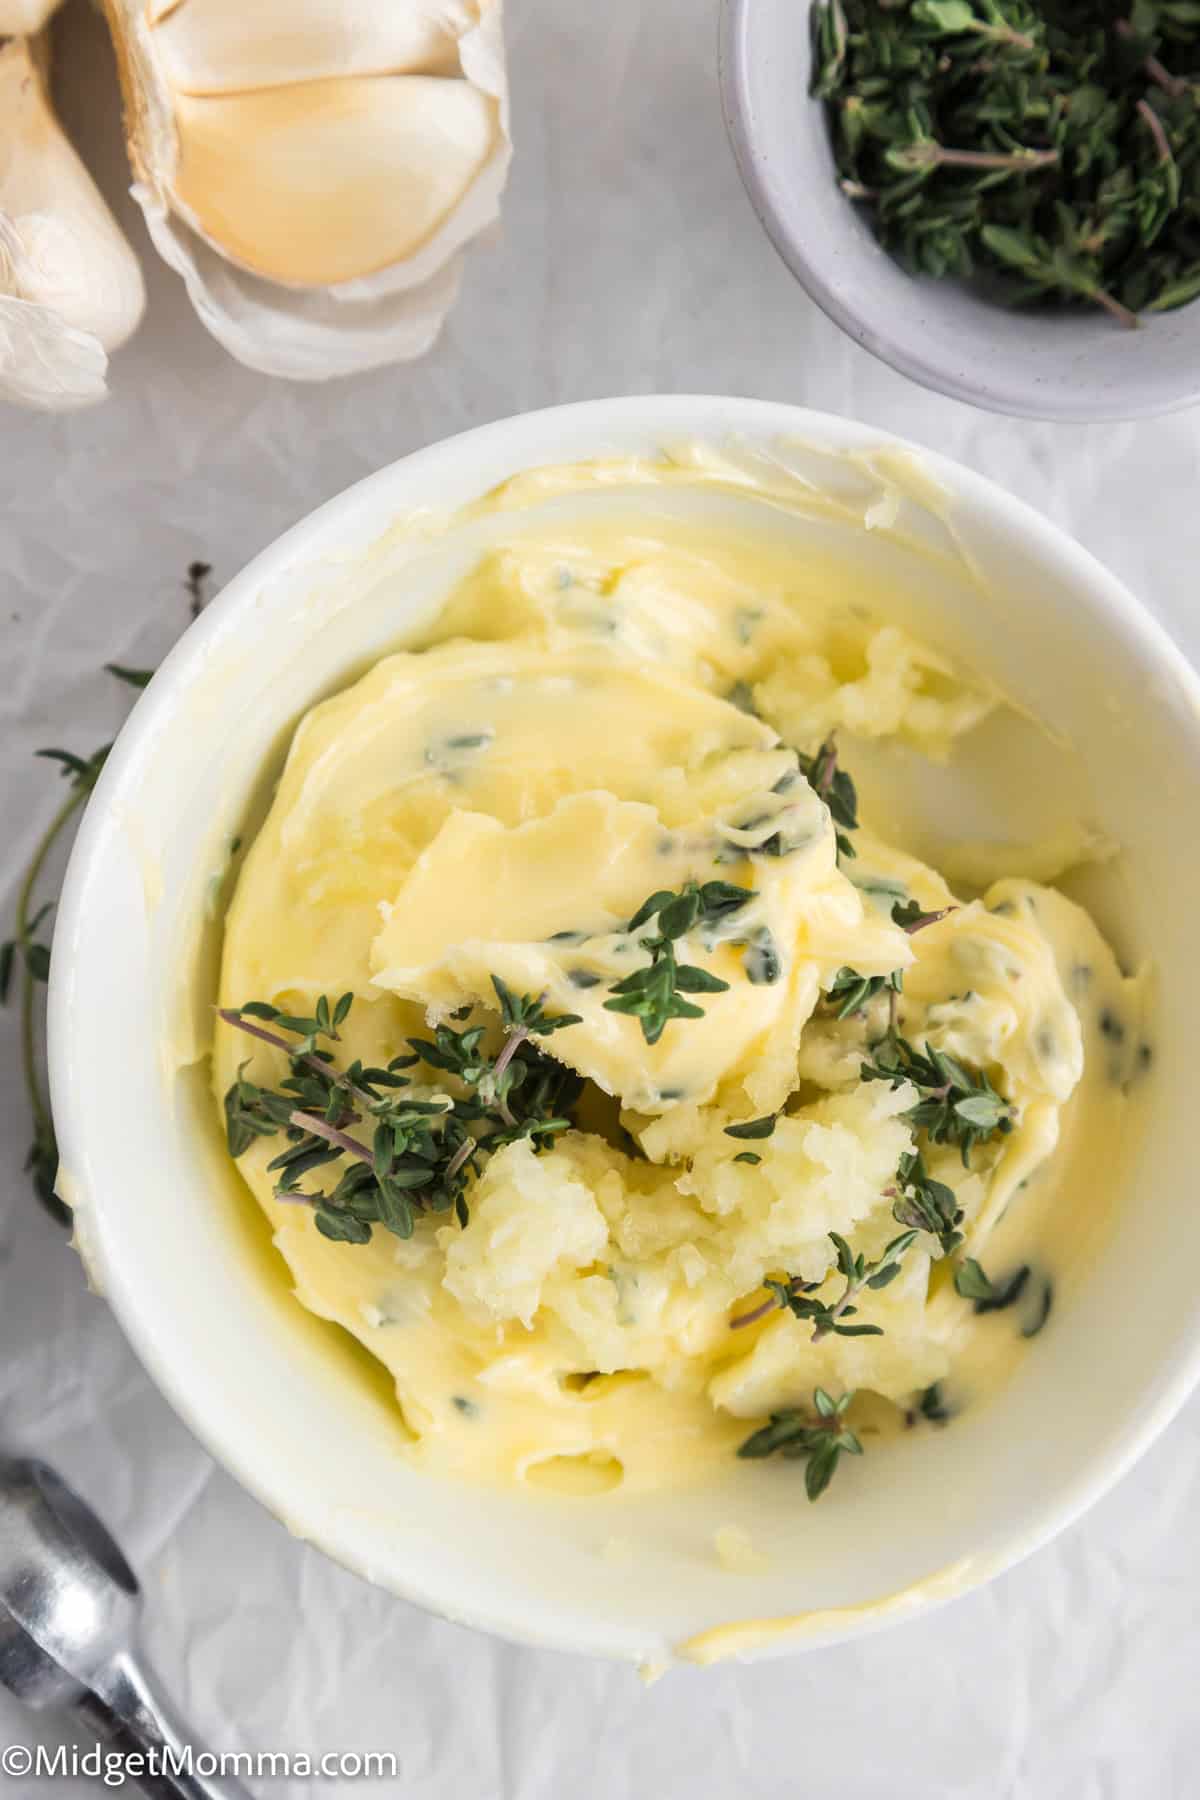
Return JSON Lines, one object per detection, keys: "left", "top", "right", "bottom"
{"left": 104, "top": 0, "right": 511, "bottom": 379}
{"left": 0, "top": 35, "right": 146, "bottom": 410}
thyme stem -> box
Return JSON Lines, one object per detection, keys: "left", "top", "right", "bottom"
{"left": 1137, "top": 96, "right": 1173, "bottom": 167}
{"left": 1144, "top": 53, "right": 1187, "bottom": 98}
{"left": 444, "top": 1138, "right": 476, "bottom": 1182}
{"left": 1115, "top": 20, "right": 1187, "bottom": 98}
{"left": 219, "top": 1008, "right": 377, "bottom": 1106}
{"left": 1090, "top": 285, "right": 1139, "bottom": 329}
{"left": 730, "top": 1292, "right": 784, "bottom": 1330}
{"left": 288, "top": 1111, "right": 375, "bottom": 1164}
{"left": 491, "top": 1023, "right": 530, "bottom": 1084}
{"left": 906, "top": 144, "right": 1058, "bottom": 170}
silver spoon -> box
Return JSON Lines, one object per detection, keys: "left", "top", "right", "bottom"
{"left": 0, "top": 1452, "right": 252, "bottom": 1799}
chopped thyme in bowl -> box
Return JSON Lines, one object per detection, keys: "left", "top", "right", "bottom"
{"left": 812, "top": 0, "right": 1200, "bottom": 324}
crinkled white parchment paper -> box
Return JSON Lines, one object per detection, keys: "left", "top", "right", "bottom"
{"left": 1, "top": 1, "right": 1199, "bottom": 1793}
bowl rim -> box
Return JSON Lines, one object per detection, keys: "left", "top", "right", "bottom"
{"left": 48, "top": 393, "right": 1200, "bottom": 1661}
{"left": 717, "top": 0, "right": 1200, "bottom": 423}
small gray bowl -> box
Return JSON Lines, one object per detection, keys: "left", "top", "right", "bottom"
{"left": 719, "top": 0, "right": 1200, "bottom": 420}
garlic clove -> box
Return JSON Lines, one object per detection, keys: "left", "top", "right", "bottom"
{"left": 147, "top": 0, "right": 468, "bottom": 94}
{"left": 169, "top": 75, "right": 498, "bottom": 287}
{"left": 0, "top": 292, "right": 109, "bottom": 410}
{"left": 0, "top": 37, "right": 145, "bottom": 350}
{"left": 0, "top": 0, "right": 66, "bottom": 31}
{"left": 0, "top": 35, "right": 144, "bottom": 407}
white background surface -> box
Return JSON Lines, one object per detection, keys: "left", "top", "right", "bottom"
{"left": 2, "top": 1, "right": 1199, "bottom": 1794}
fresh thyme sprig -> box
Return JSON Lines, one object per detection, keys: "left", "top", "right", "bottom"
{"left": 491, "top": 976, "right": 582, "bottom": 1039}
{"left": 414, "top": 978, "right": 582, "bottom": 1126}
{"left": 221, "top": 980, "right": 583, "bottom": 1242}
{"left": 861, "top": 1033, "right": 1013, "bottom": 1166}
{"left": 482, "top": 975, "right": 582, "bottom": 1112}
{"left": 729, "top": 1226, "right": 918, "bottom": 1338}
{"left": 3, "top": 764, "right": 101, "bottom": 1227}
{"left": 797, "top": 734, "right": 859, "bottom": 859}
{"left": 603, "top": 880, "right": 749, "bottom": 1045}
{"left": 236, "top": 991, "right": 353, "bottom": 1054}
{"left": 889, "top": 1148, "right": 964, "bottom": 1256}
{"left": 221, "top": 994, "right": 419, "bottom": 1151}
{"left": 1, "top": 669, "right": 157, "bottom": 1225}
{"left": 4, "top": 580, "right": 212, "bottom": 1225}
{"left": 796, "top": 1227, "right": 919, "bottom": 1338}
{"left": 737, "top": 1387, "right": 863, "bottom": 1501}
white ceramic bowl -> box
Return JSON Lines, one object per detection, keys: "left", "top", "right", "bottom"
{"left": 719, "top": 0, "right": 1200, "bottom": 420}
{"left": 49, "top": 396, "right": 1200, "bottom": 1665}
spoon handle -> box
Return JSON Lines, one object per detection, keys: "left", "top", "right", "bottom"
{"left": 74, "top": 1648, "right": 254, "bottom": 1800}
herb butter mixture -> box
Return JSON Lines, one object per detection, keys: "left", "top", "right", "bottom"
{"left": 214, "top": 517, "right": 1147, "bottom": 1502}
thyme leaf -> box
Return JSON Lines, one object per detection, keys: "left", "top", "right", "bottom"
{"left": 723, "top": 1113, "right": 778, "bottom": 1140}
{"left": 954, "top": 1256, "right": 1031, "bottom": 1312}
{"left": 797, "top": 733, "right": 859, "bottom": 860}
{"left": 890, "top": 1148, "right": 964, "bottom": 1256}
{"left": 891, "top": 899, "right": 956, "bottom": 934}
{"left": 918, "top": 1381, "right": 954, "bottom": 1424}
{"left": 1022, "top": 1275, "right": 1054, "bottom": 1337}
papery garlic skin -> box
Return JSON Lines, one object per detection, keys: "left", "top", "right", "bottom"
{"left": 0, "top": 36, "right": 145, "bottom": 408}
{"left": 105, "top": 0, "right": 511, "bottom": 379}
{"left": 0, "top": 292, "right": 109, "bottom": 410}
{"left": 0, "top": 0, "right": 65, "bottom": 30}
